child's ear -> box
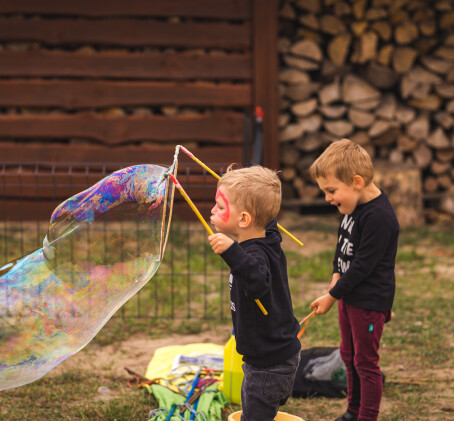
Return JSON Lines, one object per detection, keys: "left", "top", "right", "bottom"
{"left": 352, "top": 175, "right": 364, "bottom": 190}
{"left": 239, "top": 211, "right": 252, "bottom": 228}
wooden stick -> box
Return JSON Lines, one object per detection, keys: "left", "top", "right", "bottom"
{"left": 167, "top": 172, "right": 213, "bottom": 235}
{"left": 180, "top": 145, "right": 221, "bottom": 181}
{"left": 299, "top": 309, "right": 316, "bottom": 326}
{"left": 297, "top": 310, "right": 316, "bottom": 339}
{"left": 179, "top": 145, "right": 304, "bottom": 247}
{"left": 166, "top": 172, "right": 268, "bottom": 316}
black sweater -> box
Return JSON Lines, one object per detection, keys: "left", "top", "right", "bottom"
{"left": 220, "top": 219, "right": 301, "bottom": 367}
{"left": 329, "top": 191, "right": 399, "bottom": 311}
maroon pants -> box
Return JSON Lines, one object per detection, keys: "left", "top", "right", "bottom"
{"left": 338, "top": 300, "right": 391, "bottom": 421}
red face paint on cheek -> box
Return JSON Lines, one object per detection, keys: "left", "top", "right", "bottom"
{"left": 215, "top": 190, "right": 230, "bottom": 222}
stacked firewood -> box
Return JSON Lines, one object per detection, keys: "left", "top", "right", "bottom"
{"left": 278, "top": 0, "right": 454, "bottom": 220}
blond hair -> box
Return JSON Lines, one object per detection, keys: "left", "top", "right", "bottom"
{"left": 218, "top": 165, "right": 281, "bottom": 228}
{"left": 309, "top": 139, "right": 374, "bottom": 185}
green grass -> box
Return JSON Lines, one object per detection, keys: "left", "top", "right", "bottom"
{"left": 287, "top": 249, "right": 334, "bottom": 281}
{"left": 1, "top": 219, "right": 454, "bottom": 420}
{"left": 0, "top": 369, "right": 158, "bottom": 421}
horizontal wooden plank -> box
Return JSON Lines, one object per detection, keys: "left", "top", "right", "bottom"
{"left": 1, "top": 199, "right": 59, "bottom": 221}
{"left": 1, "top": 172, "right": 219, "bottom": 185}
{"left": 0, "top": 51, "right": 252, "bottom": 80}
{"left": 1, "top": 198, "right": 216, "bottom": 222}
{"left": 0, "top": 143, "right": 243, "bottom": 166}
{"left": 0, "top": 0, "right": 250, "bottom": 19}
{"left": 0, "top": 80, "right": 251, "bottom": 108}
{"left": 0, "top": 112, "right": 244, "bottom": 144}
{"left": 2, "top": 173, "right": 218, "bottom": 201}
{"left": 2, "top": 173, "right": 105, "bottom": 200}
{"left": 0, "top": 17, "right": 250, "bottom": 49}
{"left": 0, "top": 162, "right": 234, "bottom": 180}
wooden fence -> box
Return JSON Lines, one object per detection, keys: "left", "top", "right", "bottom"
{"left": 0, "top": 0, "right": 279, "bottom": 220}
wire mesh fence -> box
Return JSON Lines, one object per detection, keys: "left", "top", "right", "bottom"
{"left": 0, "top": 161, "right": 231, "bottom": 321}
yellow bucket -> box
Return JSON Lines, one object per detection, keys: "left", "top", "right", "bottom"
{"left": 228, "top": 411, "right": 304, "bottom": 421}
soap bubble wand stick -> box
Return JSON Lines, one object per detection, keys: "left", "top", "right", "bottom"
{"left": 165, "top": 172, "right": 268, "bottom": 316}
{"left": 178, "top": 145, "right": 303, "bottom": 247}
{"left": 166, "top": 172, "right": 212, "bottom": 235}
{"left": 297, "top": 309, "right": 316, "bottom": 339}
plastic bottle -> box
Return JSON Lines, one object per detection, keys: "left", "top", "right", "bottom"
{"left": 222, "top": 330, "right": 244, "bottom": 405}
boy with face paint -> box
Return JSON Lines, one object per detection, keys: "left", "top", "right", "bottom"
{"left": 309, "top": 139, "right": 399, "bottom": 421}
{"left": 209, "top": 165, "right": 301, "bottom": 421}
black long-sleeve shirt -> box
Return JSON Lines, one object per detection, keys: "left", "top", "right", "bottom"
{"left": 329, "top": 191, "right": 399, "bottom": 311}
{"left": 220, "top": 219, "right": 301, "bottom": 367}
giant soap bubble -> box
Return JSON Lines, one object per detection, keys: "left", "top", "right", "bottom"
{"left": 0, "top": 163, "right": 175, "bottom": 390}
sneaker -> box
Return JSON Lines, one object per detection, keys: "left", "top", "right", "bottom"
{"left": 334, "top": 410, "right": 358, "bottom": 421}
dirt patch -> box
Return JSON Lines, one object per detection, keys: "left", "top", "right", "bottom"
{"left": 51, "top": 328, "right": 231, "bottom": 381}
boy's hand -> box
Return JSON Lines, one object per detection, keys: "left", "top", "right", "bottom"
{"left": 209, "top": 233, "right": 234, "bottom": 255}
{"left": 310, "top": 293, "right": 337, "bottom": 315}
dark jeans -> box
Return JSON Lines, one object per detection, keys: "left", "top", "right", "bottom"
{"left": 240, "top": 352, "right": 301, "bottom": 421}
{"left": 338, "top": 300, "right": 391, "bottom": 421}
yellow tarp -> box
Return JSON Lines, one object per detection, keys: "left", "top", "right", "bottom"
{"left": 145, "top": 343, "right": 224, "bottom": 392}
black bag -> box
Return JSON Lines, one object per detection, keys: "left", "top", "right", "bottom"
{"left": 292, "top": 347, "right": 386, "bottom": 399}
{"left": 292, "top": 347, "right": 347, "bottom": 398}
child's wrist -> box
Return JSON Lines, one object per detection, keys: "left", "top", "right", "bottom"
{"left": 327, "top": 292, "right": 337, "bottom": 302}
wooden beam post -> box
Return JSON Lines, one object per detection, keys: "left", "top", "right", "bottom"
{"left": 251, "top": 0, "right": 279, "bottom": 170}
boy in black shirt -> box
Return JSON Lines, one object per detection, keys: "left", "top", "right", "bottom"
{"left": 309, "top": 139, "right": 399, "bottom": 421}
{"left": 208, "top": 165, "right": 301, "bottom": 421}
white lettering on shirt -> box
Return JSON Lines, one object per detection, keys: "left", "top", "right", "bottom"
{"left": 229, "top": 274, "right": 235, "bottom": 311}
{"left": 341, "top": 215, "right": 355, "bottom": 234}
{"left": 341, "top": 238, "right": 354, "bottom": 256}
{"left": 338, "top": 257, "right": 351, "bottom": 273}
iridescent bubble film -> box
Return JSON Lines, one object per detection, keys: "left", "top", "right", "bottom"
{"left": 0, "top": 164, "right": 175, "bottom": 390}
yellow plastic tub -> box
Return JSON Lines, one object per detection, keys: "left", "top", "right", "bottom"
{"left": 228, "top": 410, "right": 304, "bottom": 421}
